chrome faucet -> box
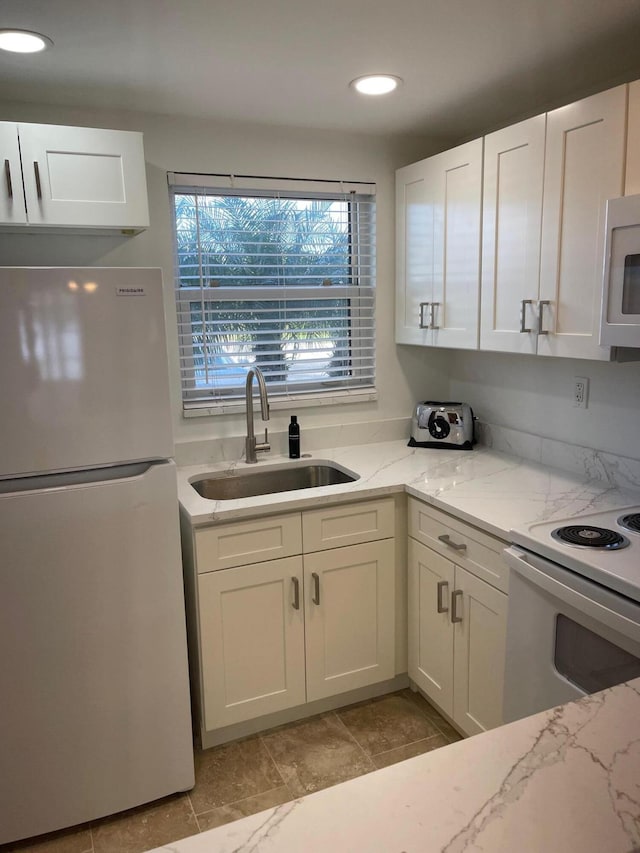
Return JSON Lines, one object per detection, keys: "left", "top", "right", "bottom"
{"left": 245, "top": 366, "right": 270, "bottom": 464}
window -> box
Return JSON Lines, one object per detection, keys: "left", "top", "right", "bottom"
{"left": 169, "top": 173, "right": 376, "bottom": 414}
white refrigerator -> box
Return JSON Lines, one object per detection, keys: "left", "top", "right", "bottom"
{"left": 0, "top": 267, "right": 194, "bottom": 845}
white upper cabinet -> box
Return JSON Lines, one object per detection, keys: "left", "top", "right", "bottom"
{"left": 396, "top": 139, "right": 482, "bottom": 349}
{"left": 538, "top": 86, "right": 627, "bottom": 360}
{"left": 400, "top": 81, "right": 634, "bottom": 361}
{"left": 480, "top": 115, "right": 546, "bottom": 354}
{"left": 396, "top": 158, "right": 433, "bottom": 345}
{"left": 0, "top": 123, "right": 27, "bottom": 225}
{"left": 430, "top": 140, "right": 483, "bottom": 349}
{"left": 0, "top": 122, "right": 149, "bottom": 232}
{"left": 624, "top": 81, "right": 640, "bottom": 195}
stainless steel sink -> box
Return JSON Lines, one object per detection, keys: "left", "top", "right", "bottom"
{"left": 190, "top": 462, "right": 359, "bottom": 500}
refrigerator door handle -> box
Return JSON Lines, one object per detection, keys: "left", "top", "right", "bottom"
{"left": 0, "top": 461, "right": 162, "bottom": 496}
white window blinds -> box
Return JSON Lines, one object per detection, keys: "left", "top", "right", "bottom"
{"left": 169, "top": 173, "right": 376, "bottom": 413}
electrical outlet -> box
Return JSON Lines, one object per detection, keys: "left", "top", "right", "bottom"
{"left": 574, "top": 376, "right": 589, "bottom": 409}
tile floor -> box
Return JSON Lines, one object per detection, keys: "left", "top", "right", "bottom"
{"left": 2, "top": 689, "right": 463, "bottom": 853}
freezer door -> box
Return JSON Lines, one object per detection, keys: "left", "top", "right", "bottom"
{"left": 0, "top": 267, "right": 173, "bottom": 478}
{"left": 0, "top": 460, "right": 194, "bottom": 844}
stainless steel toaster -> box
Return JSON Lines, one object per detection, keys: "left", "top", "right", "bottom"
{"left": 409, "top": 401, "right": 475, "bottom": 449}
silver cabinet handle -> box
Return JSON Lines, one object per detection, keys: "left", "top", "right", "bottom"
{"left": 311, "top": 572, "right": 320, "bottom": 605}
{"left": 451, "top": 589, "right": 463, "bottom": 623}
{"left": 430, "top": 302, "right": 440, "bottom": 330}
{"left": 436, "top": 580, "right": 449, "bottom": 613}
{"left": 520, "top": 299, "right": 534, "bottom": 333}
{"left": 438, "top": 533, "right": 467, "bottom": 552}
{"left": 291, "top": 576, "right": 300, "bottom": 610}
{"left": 4, "top": 159, "right": 13, "bottom": 198}
{"left": 419, "top": 302, "right": 430, "bottom": 329}
{"left": 538, "top": 300, "right": 551, "bottom": 335}
{"left": 33, "top": 162, "right": 42, "bottom": 199}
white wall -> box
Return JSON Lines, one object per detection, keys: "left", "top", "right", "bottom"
{"left": 0, "top": 102, "right": 449, "bottom": 450}
{"left": 7, "top": 102, "right": 633, "bottom": 465}
{"left": 447, "top": 349, "right": 640, "bottom": 460}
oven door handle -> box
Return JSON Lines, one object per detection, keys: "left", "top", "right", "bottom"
{"left": 504, "top": 546, "right": 640, "bottom": 642}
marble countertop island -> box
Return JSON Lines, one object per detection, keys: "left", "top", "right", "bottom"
{"left": 177, "top": 439, "right": 640, "bottom": 539}
{"left": 150, "top": 677, "right": 640, "bottom": 853}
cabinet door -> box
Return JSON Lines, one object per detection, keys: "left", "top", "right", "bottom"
{"left": 625, "top": 81, "right": 640, "bottom": 195}
{"left": 395, "top": 158, "right": 433, "bottom": 345}
{"left": 0, "top": 123, "right": 26, "bottom": 225}
{"left": 407, "top": 538, "right": 454, "bottom": 716}
{"left": 538, "top": 86, "right": 626, "bottom": 360}
{"left": 431, "top": 139, "right": 483, "bottom": 350}
{"left": 304, "top": 540, "right": 395, "bottom": 702}
{"left": 18, "top": 123, "right": 150, "bottom": 229}
{"left": 198, "top": 556, "right": 306, "bottom": 730}
{"left": 480, "top": 115, "right": 546, "bottom": 354}
{"left": 452, "top": 565, "right": 507, "bottom": 736}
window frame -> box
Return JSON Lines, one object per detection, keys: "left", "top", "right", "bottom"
{"left": 169, "top": 174, "right": 376, "bottom": 416}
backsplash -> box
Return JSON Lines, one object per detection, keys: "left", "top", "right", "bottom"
{"left": 176, "top": 415, "right": 640, "bottom": 494}
{"left": 476, "top": 421, "right": 640, "bottom": 492}
{"left": 175, "top": 417, "right": 411, "bottom": 467}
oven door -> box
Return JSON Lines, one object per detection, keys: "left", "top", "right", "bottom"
{"left": 503, "top": 546, "right": 640, "bottom": 723}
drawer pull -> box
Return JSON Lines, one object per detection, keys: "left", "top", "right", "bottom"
{"left": 451, "top": 589, "right": 463, "bottom": 623}
{"left": 436, "top": 580, "right": 449, "bottom": 613}
{"left": 291, "top": 576, "right": 300, "bottom": 610}
{"left": 438, "top": 534, "right": 467, "bottom": 552}
{"left": 311, "top": 572, "right": 320, "bottom": 605}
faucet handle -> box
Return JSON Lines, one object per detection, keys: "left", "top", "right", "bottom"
{"left": 254, "top": 428, "right": 271, "bottom": 455}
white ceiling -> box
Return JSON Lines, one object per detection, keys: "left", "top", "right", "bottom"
{"left": 2, "top": 0, "right": 640, "bottom": 142}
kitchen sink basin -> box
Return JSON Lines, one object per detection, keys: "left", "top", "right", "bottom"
{"left": 190, "top": 462, "right": 359, "bottom": 500}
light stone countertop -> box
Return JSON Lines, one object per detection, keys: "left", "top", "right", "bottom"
{"left": 150, "top": 677, "right": 640, "bottom": 853}
{"left": 177, "top": 440, "right": 640, "bottom": 539}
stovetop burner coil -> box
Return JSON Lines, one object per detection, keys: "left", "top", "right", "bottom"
{"left": 617, "top": 513, "right": 640, "bottom": 534}
{"left": 551, "top": 525, "right": 629, "bottom": 550}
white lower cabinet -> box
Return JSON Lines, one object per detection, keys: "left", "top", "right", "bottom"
{"left": 198, "top": 556, "right": 306, "bottom": 730}
{"left": 408, "top": 500, "right": 508, "bottom": 736}
{"left": 189, "top": 499, "right": 396, "bottom": 737}
{"left": 304, "top": 540, "right": 395, "bottom": 702}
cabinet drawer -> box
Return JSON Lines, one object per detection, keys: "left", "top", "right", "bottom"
{"left": 408, "top": 498, "right": 508, "bottom": 593}
{"left": 195, "top": 512, "right": 302, "bottom": 572}
{"left": 303, "top": 498, "right": 395, "bottom": 553}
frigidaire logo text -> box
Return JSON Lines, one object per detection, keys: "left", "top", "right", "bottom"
{"left": 116, "top": 286, "right": 146, "bottom": 296}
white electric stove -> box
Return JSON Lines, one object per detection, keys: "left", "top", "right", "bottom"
{"left": 503, "top": 506, "right": 640, "bottom": 723}
{"left": 510, "top": 505, "right": 640, "bottom": 603}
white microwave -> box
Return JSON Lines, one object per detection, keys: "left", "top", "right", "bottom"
{"left": 600, "top": 194, "right": 640, "bottom": 347}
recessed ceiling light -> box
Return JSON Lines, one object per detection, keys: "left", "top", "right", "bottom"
{"left": 350, "top": 75, "right": 403, "bottom": 96}
{"left": 0, "top": 29, "right": 53, "bottom": 54}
